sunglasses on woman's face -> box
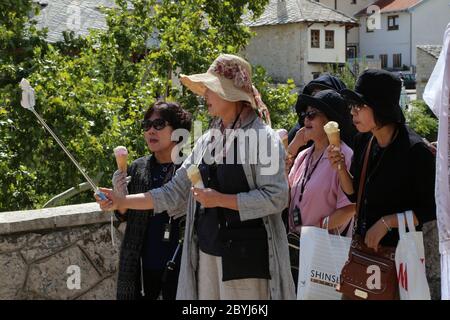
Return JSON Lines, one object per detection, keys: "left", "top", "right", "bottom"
{"left": 300, "top": 110, "right": 322, "bottom": 121}
{"left": 348, "top": 104, "right": 367, "bottom": 113}
{"left": 141, "top": 118, "right": 167, "bottom": 131}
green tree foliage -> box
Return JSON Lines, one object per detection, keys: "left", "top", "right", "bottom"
{"left": 0, "top": 0, "right": 297, "bottom": 211}
{"left": 252, "top": 66, "right": 297, "bottom": 130}
{"left": 0, "top": 0, "right": 48, "bottom": 86}
{"left": 0, "top": 0, "right": 49, "bottom": 210}
{"left": 405, "top": 100, "right": 438, "bottom": 142}
{"left": 323, "top": 63, "right": 356, "bottom": 90}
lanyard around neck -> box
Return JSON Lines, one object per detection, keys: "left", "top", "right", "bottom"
{"left": 294, "top": 146, "right": 325, "bottom": 204}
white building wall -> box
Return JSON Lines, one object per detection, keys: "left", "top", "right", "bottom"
{"left": 303, "top": 63, "right": 327, "bottom": 85}
{"left": 411, "top": 0, "right": 450, "bottom": 66}
{"left": 315, "top": 0, "right": 372, "bottom": 12}
{"left": 359, "top": 12, "right": 412, "bottom": 68}
{"left": 336, "top": 0, "right": 373, "bottom": 15}
{"left": 242, "top": 23, "right": 305, "bottom": 84}
{"left": 315, "top": 0, "right": 373, "bottom": 52}
{"left": 307, "top": 24, "right": 347, "bottom": 63}
{"left": 316, "top": 0, "right": 336, "bottom": 9}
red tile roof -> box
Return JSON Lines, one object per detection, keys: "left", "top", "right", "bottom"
{"left": 356, "top": 0, "right": 422, "bottom": 16}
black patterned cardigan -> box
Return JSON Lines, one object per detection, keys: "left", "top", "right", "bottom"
{"left": 115, "top": 155, "right": 179, "bottom": 300}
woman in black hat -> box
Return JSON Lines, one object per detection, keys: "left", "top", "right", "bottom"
{"left": 287, "top": 74, "right": 348, "bottom": 142}
{"left": 328, "top": 69, "right": 436, "bottom": 299}
{"left": 287, "top": 89, "right": 357, "bottom": 289}
{"left": 286, "top": 74, "right": 350, "bottom": 171}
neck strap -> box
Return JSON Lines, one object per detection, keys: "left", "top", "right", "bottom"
{"left": 353, "top": 136, "right": 374, "bottom": 236}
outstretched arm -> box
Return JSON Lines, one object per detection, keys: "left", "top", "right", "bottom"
{"left": 96, "top": 188, "right": 154, "bottom": 211}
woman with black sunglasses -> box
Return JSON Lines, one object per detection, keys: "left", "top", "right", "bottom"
{"left": 287, "top": 90, "right": 357, "bottom": 289}
{"left": 112, "top": 101, "right": 192, "bottom": 300}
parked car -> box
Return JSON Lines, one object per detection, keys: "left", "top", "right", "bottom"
{"left": 394, "top": 72, "right": 416, "bottom": 89}
{"left": 401, "top": 73, "right": 416, "bottom": 89}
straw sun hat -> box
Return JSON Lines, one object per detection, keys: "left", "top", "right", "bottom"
{"left": 180, "top": 54, "right": 271, "bottom": 126}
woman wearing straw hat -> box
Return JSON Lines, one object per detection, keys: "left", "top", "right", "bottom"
{"left": 96, "top": 54, "right": 296, "bottom": 300}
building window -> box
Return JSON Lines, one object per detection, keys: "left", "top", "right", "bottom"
{"left": 311, "top": 30, "right": 320, "bottom": 48}
{"left": 347, "top": 46, "right": 357, "bottom": 59}
{"left": 325, "top": 30, "right": 334, "bottom": 49}
{"left": 393, "top": 54, "right": 402, "bottom": 69}
{"left": 380, "top": 54, "right": 388, "bottom": 69}
{"left": 366, "top": 55, "right": 374, "bottom": 59}
{"left": 388, "top": 15, "right": 399, "bottom": 31}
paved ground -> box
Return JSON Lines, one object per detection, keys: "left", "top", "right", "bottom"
{"left": 406, "top": 89, "right": 417, "bottom": 101}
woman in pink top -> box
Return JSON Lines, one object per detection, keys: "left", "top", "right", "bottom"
{"left": 286, "top": 89, "right": 356, "bottom": 289}
{"left": 287, "top": 90, "right": 356, "bottom": 234}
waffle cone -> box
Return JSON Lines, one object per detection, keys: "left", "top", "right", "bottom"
{"left": 187, "top": 165, "right": 204, "bottom": 188}
{"left": 115, "top": 154, "right": 128, "bottom": 172}
{"left": 326, "top": 131, "right": 341, "bottom": 147}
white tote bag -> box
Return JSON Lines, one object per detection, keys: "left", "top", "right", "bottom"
{"left": 297, "top": 226, "right": 351, "bottom": 300}
{"left": 395, "top": 211, "right": 431, "bottom": 300}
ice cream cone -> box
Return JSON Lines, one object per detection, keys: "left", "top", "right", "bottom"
{"left": 326, "top": 131, "right": 341, "bottom": 147}
{"left": 323, "top": 121, "right": 341, "bottom": 147}
{"left": 323, "top": 122, "right": 342, "bottom": 170}
{"left": 187, "top": 165, "right": 204, "bottom": 188}
{"left": 114, "top": 146, "right": 128, "bottom": 172}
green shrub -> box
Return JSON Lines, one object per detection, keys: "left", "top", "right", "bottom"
{"left": 405, "top": 100, "right": 438, "bottom": 142}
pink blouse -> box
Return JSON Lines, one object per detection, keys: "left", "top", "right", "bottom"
{"left": 288, "top": 142, "right": 354, "bottom": 234}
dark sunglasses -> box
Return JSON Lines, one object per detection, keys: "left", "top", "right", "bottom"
{"left": 348, "top": 104, "right": 366, "bottom": 113}
{"left": 141, "top": 118, "right": 167, "bottom": 131}
{"left": 299, "top": 110, "right": 322, "bottom": 121}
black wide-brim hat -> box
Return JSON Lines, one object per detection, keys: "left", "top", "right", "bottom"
{"left": 340, "top": 69, "right": 405, "bottom": 124}
{"left": 296, "top": 89, "right": 345, "bottom": 122}
{"left": 302, "top": 74, "right": 347, "bottom": 95}
{"left": 295, "top": 89, "right": 356, "bottom": 147}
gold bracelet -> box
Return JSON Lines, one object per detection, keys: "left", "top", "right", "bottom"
{"left": 381, "top": 217, "right": 392, "bottom": 232}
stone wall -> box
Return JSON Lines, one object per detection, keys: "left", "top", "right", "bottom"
{"left": 0, "top": 203, "right": 123, "bottom": 300}
{"left": 422, "top": 221, "right": 441, "bottom": 299}
{"left": 0, "top": 203, "right": 442, "bottom": 299}
{"left": 416, "top": 47, "right": 439, "bottom": 100}
{"left": 242, "top": 23, "right": 305, "bottom": 85}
